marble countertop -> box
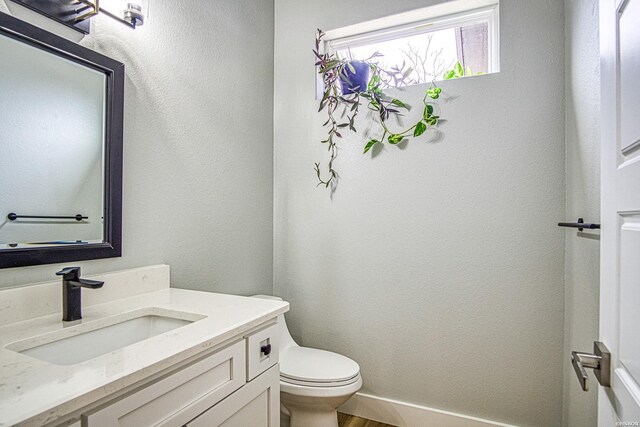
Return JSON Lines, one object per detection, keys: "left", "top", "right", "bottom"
{"left": 0, "top": 287, "right": 289, "bottom": 427}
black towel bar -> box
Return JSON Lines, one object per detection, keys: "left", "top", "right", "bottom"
{"left": 7, "top": 213, "right": 87, "bottom": 222}
{"left": 558, "top": 218, "right": 600, "bottom": 231}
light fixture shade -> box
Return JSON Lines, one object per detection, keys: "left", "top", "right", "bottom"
{"left": 100, "top": 0, "right": 148, "bottom": 28}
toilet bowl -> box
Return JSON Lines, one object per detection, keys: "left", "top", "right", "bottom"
{"left": 252, "top": 296, "right": 362, "bottom": 427}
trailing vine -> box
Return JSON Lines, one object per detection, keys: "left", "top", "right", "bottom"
{"left": 313, "top": 29, "right": 445, "bottom": 188}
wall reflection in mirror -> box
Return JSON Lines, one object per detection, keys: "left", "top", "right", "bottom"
{"left": 0, "top": 31, "right": 107, "bottom": 249}
{"left": 0, "top": 10, "right": 123, "bottom": 268}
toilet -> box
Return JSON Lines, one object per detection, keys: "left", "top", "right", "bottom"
{"left": 252, "top": 296, "right": 362, "bottom": 427}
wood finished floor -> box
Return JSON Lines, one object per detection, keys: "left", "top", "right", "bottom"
{"left": 337, "top": 412, "right": 397, "bottom": 427}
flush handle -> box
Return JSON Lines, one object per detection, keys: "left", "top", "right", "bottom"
{"left": 571, "top": 341, "right": 610, "bottom": 391}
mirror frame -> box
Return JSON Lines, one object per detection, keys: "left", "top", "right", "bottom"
{"left": 0, "top": 11, "right": 124, "bottom": 269}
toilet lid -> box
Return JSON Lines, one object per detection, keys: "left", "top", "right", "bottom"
{"left": 280, "top": 346, "right": 360, "bottom": 384}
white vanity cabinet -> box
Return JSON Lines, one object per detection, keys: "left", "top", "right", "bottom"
{"left": 0, "top": 268, "right": 289, "bottom": 427}
{"left": 82, "top": 323, "right": 280, "bottom": 427}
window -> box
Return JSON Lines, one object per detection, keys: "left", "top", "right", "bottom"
{"left": 322, "top": 0, "right": 499, "bottom": 87}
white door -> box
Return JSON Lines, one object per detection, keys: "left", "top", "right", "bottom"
{"left": 599, "top": 0, "right": 640, "bottom": 424}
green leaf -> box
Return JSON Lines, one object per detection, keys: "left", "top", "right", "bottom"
{"left": 423, "top": 104, "right": 434, "bottom": 120}
{"left": 454, "top": 61, "right": 464, "bottom": 77}
{"left": 391, "top": 99, "right": 411, "bottom": 110}
{"left": 347, "top": 62, "right": 356, "bottom": 73}
{"left": 363, "top": 139, "right": 379, "bottom": 154}
{"left": 367, "top": 74, "right": 381, "bottom": 91}
{"left": 320, "top": 60, "right": 340, "bottom": 73}
{"left": 443, "top": 70, "right": 455, "bottom": 80}
{"left": 414, "top": 121, "right": 427, "bottom": 137}
{"left": 427, "top": 86, "right": 442, "bottom": 99}
{"left": 426, "top": 116, "right": 438, "bottom": 126}
{"left": 388, "top": 134, "right": 404, "bottom": 145}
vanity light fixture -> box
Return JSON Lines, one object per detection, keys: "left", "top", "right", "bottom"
{"left": 8, "top": 0, "right": 146, "bottom": 34}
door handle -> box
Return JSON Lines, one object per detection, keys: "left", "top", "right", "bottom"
{"left": 571, "top": 341, "right": 611, "bottom": 391}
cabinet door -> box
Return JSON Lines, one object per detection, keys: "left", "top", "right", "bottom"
{"left": 85, "top": 341, "right": 245, "bottom": 427}
{"left": 187, "top": 365, "right": 280, "bottom": 427}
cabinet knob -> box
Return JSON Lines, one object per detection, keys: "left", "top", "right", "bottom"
{"left": 260, "top": 344, "right": 272, "bottom": 356}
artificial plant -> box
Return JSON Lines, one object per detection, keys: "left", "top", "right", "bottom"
{"left": 313, "top": 29, "right": 445, "bottom": 188}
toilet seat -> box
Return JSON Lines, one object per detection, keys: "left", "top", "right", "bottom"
{"left": 281, "top": 375, "right": 361, "bottom": 387}
{"left": 280, "top": 346, "right": 360, "bottom": 387}
{"left": 280, "top": 374, "right": 363, "bottom": 399}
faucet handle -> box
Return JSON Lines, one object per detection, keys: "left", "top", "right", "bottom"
{"left": 78, "top": 278, "right": 104, "bottom": 289}
{"left": 56, "top": 266, "right": 81, "bottom": 280}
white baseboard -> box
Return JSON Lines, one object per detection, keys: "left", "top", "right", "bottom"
{"left": 338, "top": 392, "right": 518, "bottom": 427}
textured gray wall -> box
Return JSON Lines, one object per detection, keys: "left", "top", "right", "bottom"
{"left": 273, "top": 1, "right": 566, "bottom": 426}
{"left": 0, "top": 0, "right": 274, "bottom": 295}
{"left": 562, "top": 0, "right": 600, "bottom": 426}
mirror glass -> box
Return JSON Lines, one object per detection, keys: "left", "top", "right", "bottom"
{"left": 0, "top": 32, "right": 107, "bottom": 249}
{"left": 0, "top": 11, "right": 123, "bottom": 269}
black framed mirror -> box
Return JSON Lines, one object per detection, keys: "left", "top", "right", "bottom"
{"left": 0, "top": 11, "right": 123, "bottom": 268}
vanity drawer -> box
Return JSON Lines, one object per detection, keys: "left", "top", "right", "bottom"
{"left": 85, "top": 340, "right": 245, "bottom": 427}
{"left": 245, "top": 323, "right": 279, "bottom": 381}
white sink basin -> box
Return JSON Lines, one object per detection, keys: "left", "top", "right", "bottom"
{"left": 7, "top": 309, "right": 205, "bottom": 365}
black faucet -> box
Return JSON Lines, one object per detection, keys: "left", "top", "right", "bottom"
{"left": 56, "top": 267, "right": 104, "bottom": 322}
